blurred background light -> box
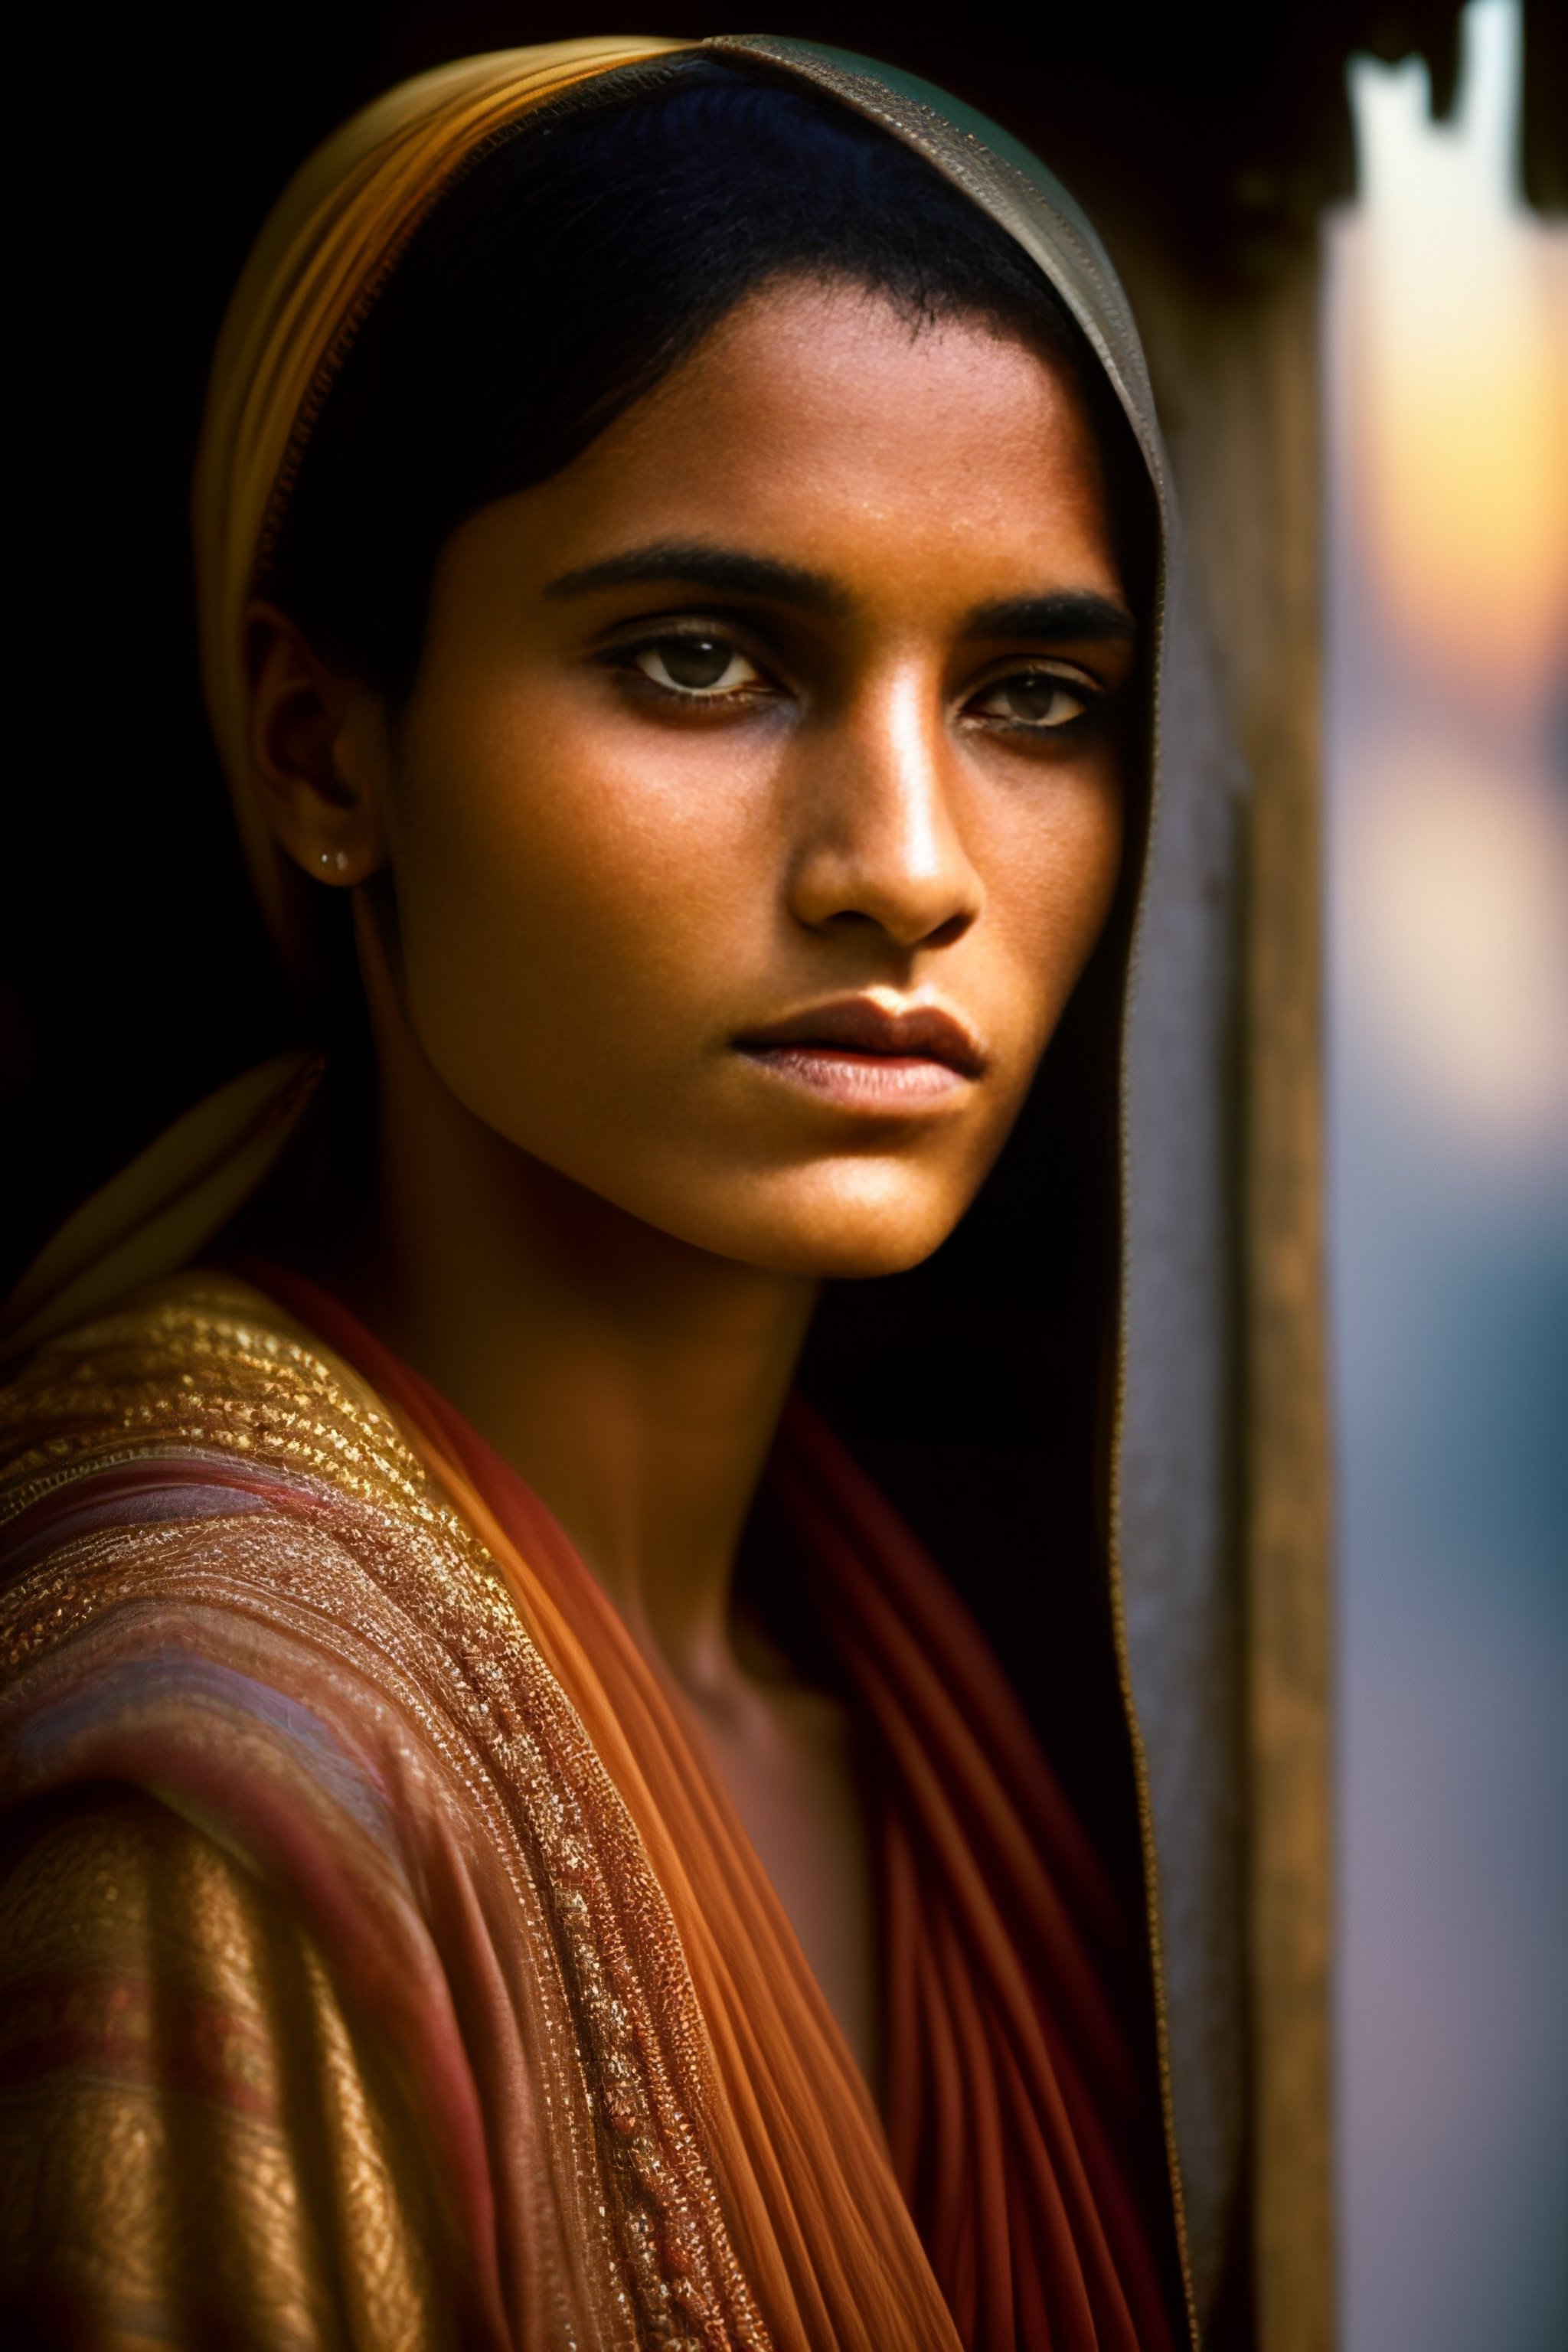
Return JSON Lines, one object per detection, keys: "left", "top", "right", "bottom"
{"left": 1328, "top": 4, "right": 1568, "bottom": 2347}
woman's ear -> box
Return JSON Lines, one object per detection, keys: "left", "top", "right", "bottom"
{"left": 243, "top": 599, "right": 391, "bottom": 887}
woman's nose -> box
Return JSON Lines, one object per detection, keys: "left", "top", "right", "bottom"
{"left": 786, "top": 675, "right": 982, "bottom": 949}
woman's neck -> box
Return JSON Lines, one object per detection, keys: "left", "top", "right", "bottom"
{"left": 324, "top": 985, "right": 818, "bottom": 1703}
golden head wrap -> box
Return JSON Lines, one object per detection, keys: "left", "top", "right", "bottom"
{"left": 191, "top": 36, "right": 688, "bottom": 964}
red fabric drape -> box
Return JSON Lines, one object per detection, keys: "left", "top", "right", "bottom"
{"left": 254, "top": 1264, "right": 1178, "bottom": 2351}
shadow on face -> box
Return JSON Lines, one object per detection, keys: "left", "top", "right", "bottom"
{"left": 250, "top": 278, "right": 1135, "bottom": 1282}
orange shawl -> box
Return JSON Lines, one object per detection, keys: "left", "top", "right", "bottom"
{"left": 0, "top": 1275, "right": 1176, "bottom": 2347}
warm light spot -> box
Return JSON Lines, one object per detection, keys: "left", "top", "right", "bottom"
{"left": 1341, "top": 741, "right": 1568, "bottom": 1151}
{"left": 1341, "top": 6, "right": 1568, "bottom": 701}
{"left": 1332, "top": 0, "right": 1567, "bottom": 1165}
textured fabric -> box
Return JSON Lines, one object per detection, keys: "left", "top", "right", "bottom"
{"left": 0, "top": 1787, "right": 453, "bottom": 2350}
{"left": 0, "top": 1276, "right": 1178, "bottom": 2349}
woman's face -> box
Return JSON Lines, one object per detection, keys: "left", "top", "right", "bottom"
{"left": 356, "top": 278, "right": 1135, "bottom": 1277}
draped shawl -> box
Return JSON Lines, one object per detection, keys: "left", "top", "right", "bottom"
{"left": 2, "top": 1271, "right": 1179, "bottom": 2347}
{"left": 1, "top": 32, "right": 1243, "bottom": 2350}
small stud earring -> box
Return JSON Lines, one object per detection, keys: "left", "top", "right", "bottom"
{"left": 319, "top": 851, "right": 331, "bottom": 867}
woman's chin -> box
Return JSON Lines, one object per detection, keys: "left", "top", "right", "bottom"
{"left": 672, "top": 1181, "right": 966, "bottom": 1283}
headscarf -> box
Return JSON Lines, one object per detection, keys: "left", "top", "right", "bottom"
{"left": 191, "top": 35, "right": 688, "bottom": 956}
{"left": 3, "top": 34, "right": 1243, "bottom": 2321}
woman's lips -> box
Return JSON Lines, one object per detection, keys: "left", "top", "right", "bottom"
{"left": 733, "top": 998, "right": 985, "bottom": 1109}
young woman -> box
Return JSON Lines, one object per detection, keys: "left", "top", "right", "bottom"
{"left": 0, "top": 37, "right": 1241, "bottom": 2350}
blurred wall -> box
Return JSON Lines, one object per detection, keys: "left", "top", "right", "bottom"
{"left": 1326, "top": 5, "right": 1568, "bottom": 2347}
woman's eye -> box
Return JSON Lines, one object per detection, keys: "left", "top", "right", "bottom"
{"left": 973, "top": 672, "right": 1092, "bottom": 730}
{"left": 631, "top": 635, "right": 763, "bottom": 696}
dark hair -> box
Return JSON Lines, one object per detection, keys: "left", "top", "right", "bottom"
{"left": 263, "top": 55, "right": 1151, "bottom": 697}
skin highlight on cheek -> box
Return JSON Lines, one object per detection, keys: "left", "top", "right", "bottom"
{"left": 374, "top": 278, "right": 1132, "bottom": 1282}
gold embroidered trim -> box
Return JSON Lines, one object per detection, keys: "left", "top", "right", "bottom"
{"left": 0, "top": 1276, "right": 769, "bottom": 2352}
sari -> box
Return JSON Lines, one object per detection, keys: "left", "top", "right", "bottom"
{"left": 2, "top": 34, "right": 1243, "bottom": 2350}
{"left": 1, "top": 1269, "right": 1176, "bottom": 2349}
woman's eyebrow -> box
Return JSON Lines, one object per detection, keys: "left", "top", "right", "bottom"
{"left": 544, "top": 547, "right": 1135, "bottom": 648}
{"left": 964, "top": 590, "right": 1137, "bottom": 644}
{"left": 544, "top": 540, "right": 848, "bottom": 615}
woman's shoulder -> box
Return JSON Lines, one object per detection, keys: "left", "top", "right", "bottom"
{"left": 0, "top": 1779, "right": 458, "bottom": 2349}
{"left": 0, "top": 1270, "right": 466, "bottom": 1691}
{"left": 0, "top": 1282, "right": 514, "bottom": 2341}
{"left": 0, "top": 1272, "right": 475, "bottom": 2005}
{"left": 0, "top": 1269, "right": 398, "bottom": 1495}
